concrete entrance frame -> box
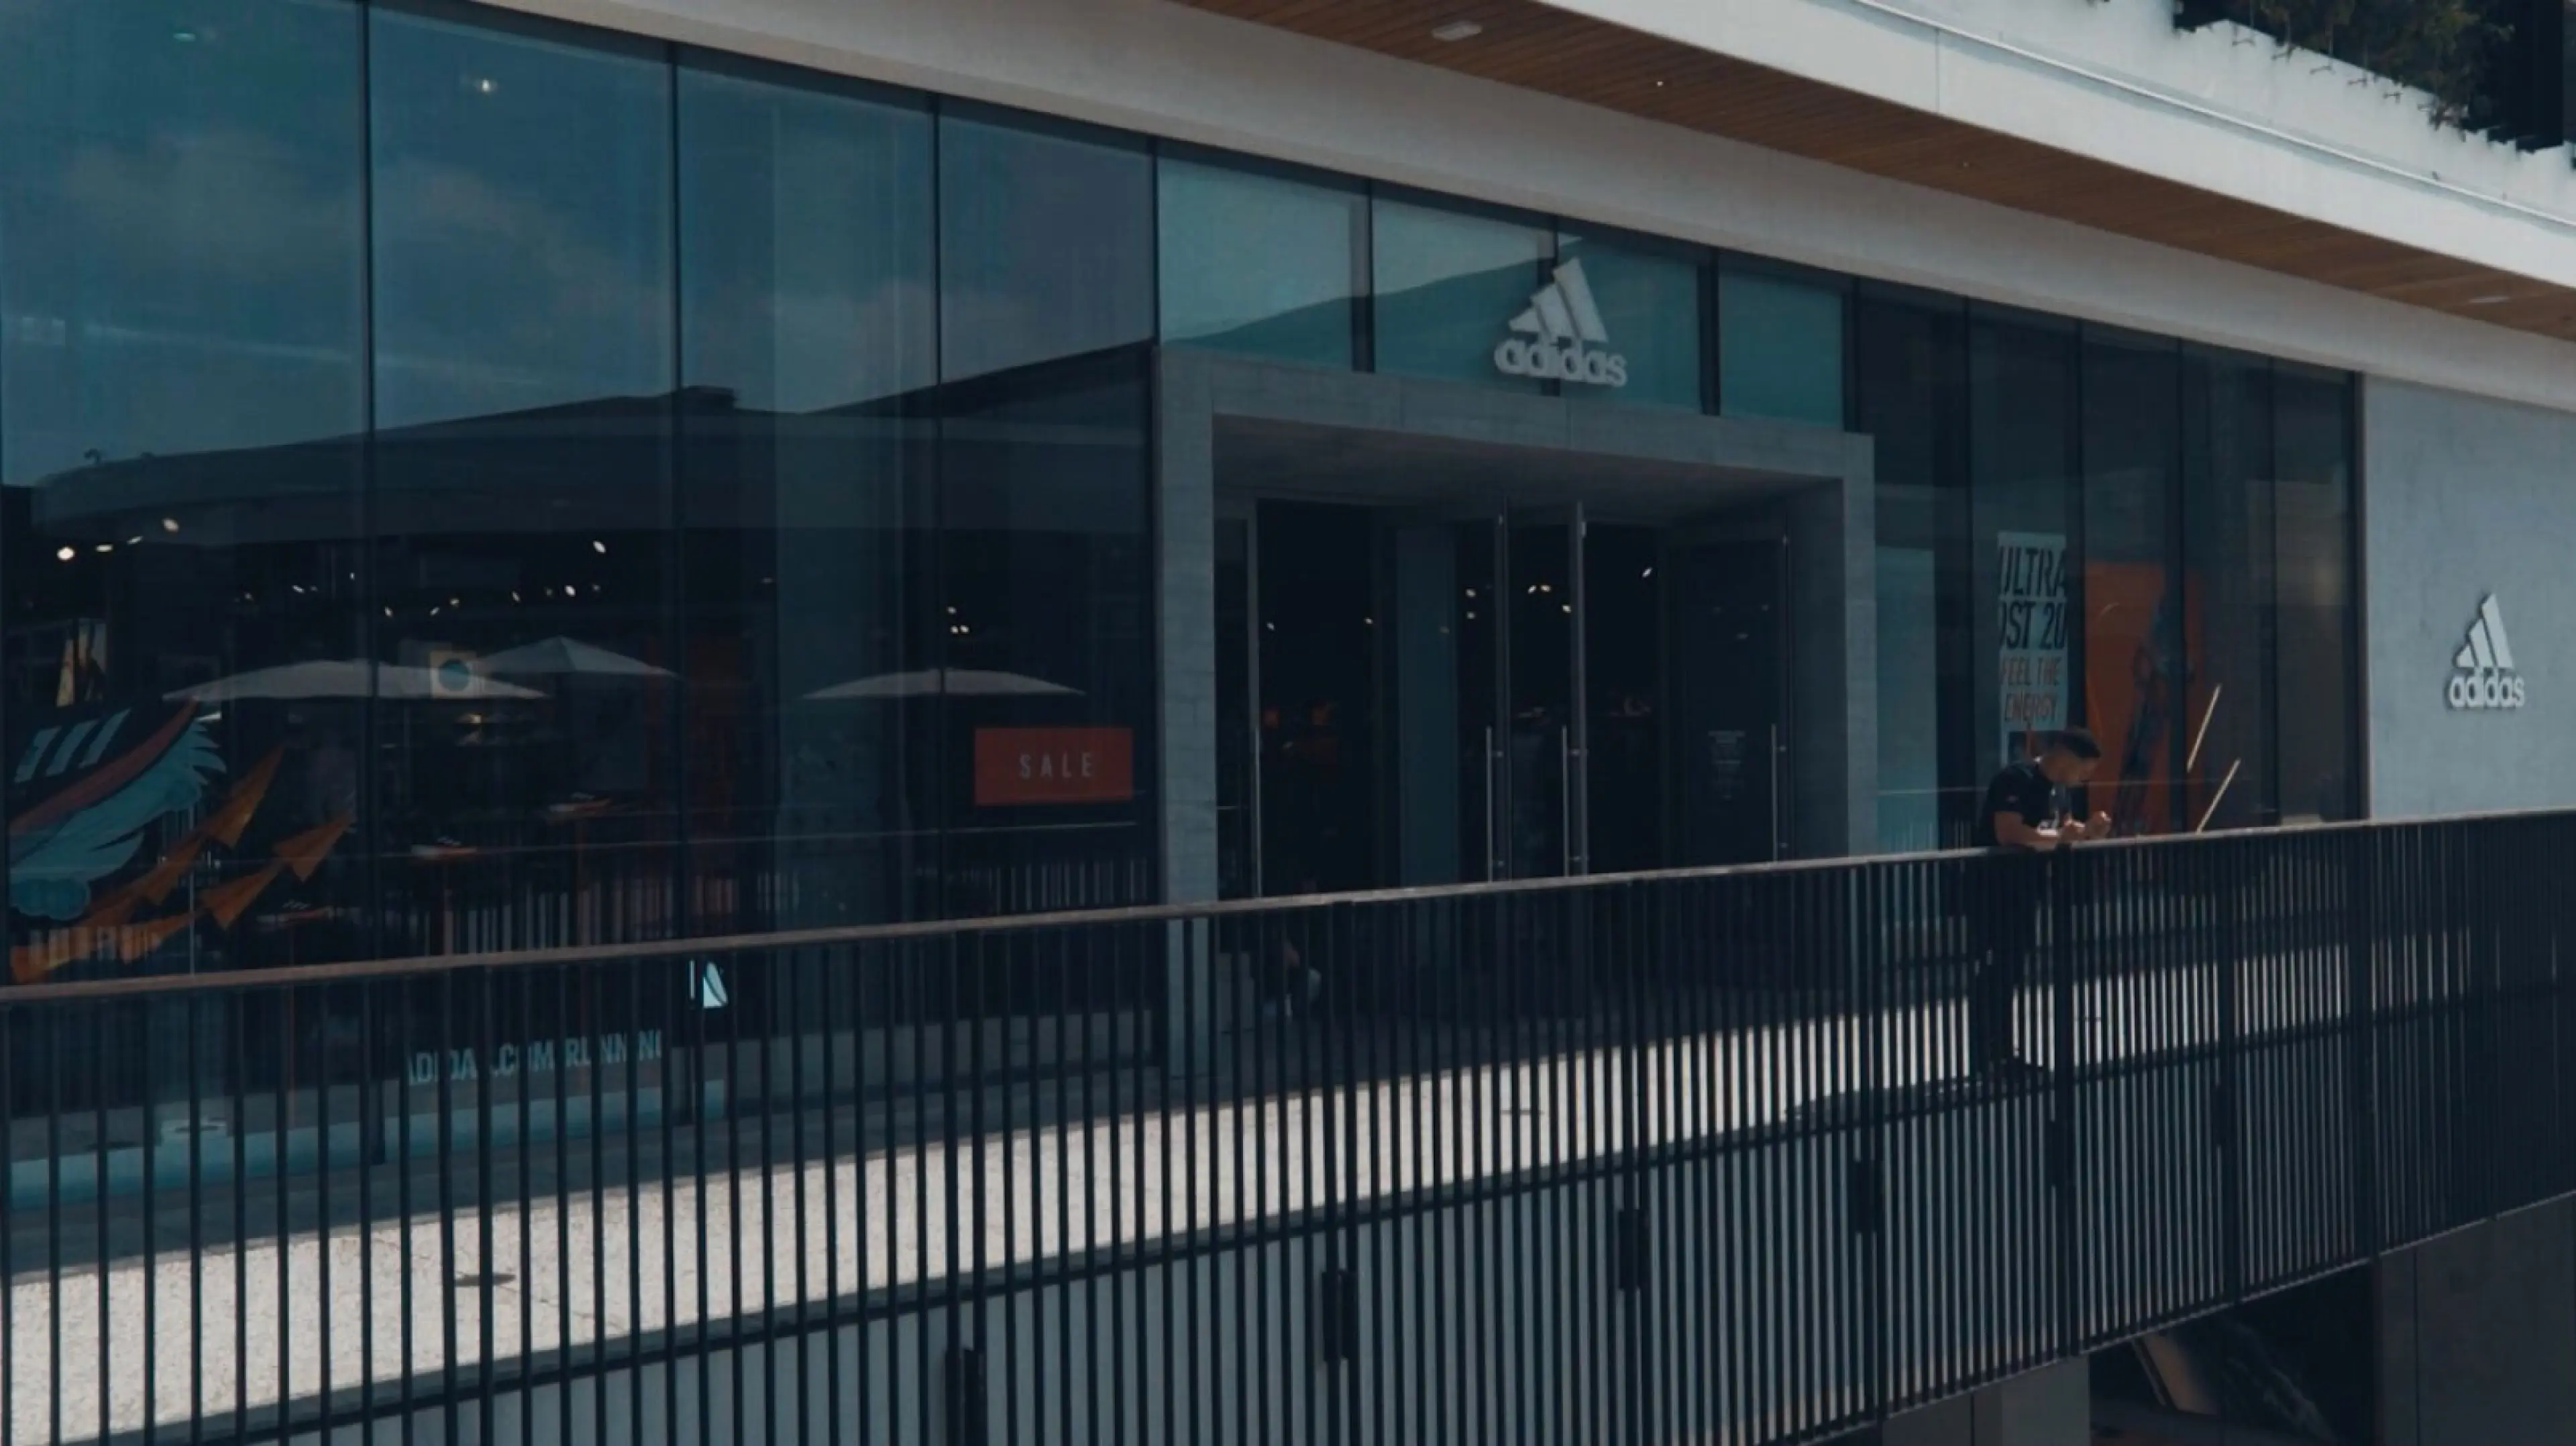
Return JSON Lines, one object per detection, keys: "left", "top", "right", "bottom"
{"left": 1151, "top": 347, "right": 1880, "bottom": 910}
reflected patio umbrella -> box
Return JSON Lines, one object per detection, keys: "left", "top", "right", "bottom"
{"left": 482, "top": 636, "right": 674, "bottom": 679}
{"left": 167, "top": 659, "right": 544, "bottom": 702}
{"left": 804, "top": 668, "right": 1081, "bottom": 700}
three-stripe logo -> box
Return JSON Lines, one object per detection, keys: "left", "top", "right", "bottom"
{"left": 2449, "top": 595, "right": 2526, "bottom": 710}
{"left": 1493, "top": 259, "right": 1629, "bottom": 388}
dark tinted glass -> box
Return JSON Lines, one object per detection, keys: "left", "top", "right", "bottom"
{"left": 937, "top": 353, "right": 1156, "bottom": 915}
{"left": 1855, "top": 288, "right": 1966, "bottom": 850}
{"left": 677, "top": 55, "right": 936, "bottom": 932}
{"left": 2274, "top": 367, "right": 2357, "bottom": 823}
{"left": 0, "top": 0, "right": 368, "bottom": 991}
{"left": 2182, "top": 348, "right": 2275, "bottom": 830}
{"left": 1972, "top": 312, "right": 2078, "bottom": 782}
{"left": 939, "top": 111, "right": 1152, "bottom": 383}
{"left": 2080, "top": 330, "right": 2184, "bottom": 834}
{"left": 369, "top": 1, "right": 678, "bottom": 952}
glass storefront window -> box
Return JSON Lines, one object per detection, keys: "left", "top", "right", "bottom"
{"left": 1159, "top": 155, "right": 1364, "bottom": 370}
{"left": 0, "top": 0, "right": 2370, "bottom": 1006}
{"left": 1371, "top": 194, "right": 1550, "bottom": 389}
{"left": 1856, "top": 286, "right": 1968, "bottom": 850}
{"left": 0, "top": 0, "right": 366, "bottom": 1117}
{"left": 370, "top": 0, "right": 680, "bottom": 952}
{"left": 2080, "top": 329, "right": 2185, "bottom": 835}
{"left": 939, "top": 109, "right": 1152, "bottom": 384}
{"left": 2275, "top": 364, "right": 2358, "bottom": 824}
{"left": 677, "top": 54, "right": 936, "bottom": 932}
{"left": 1719, "top": 260, "right": 1845, "bottom": 428}
{"left": 1556, "top": 229, "right": 1705, "bottom": 410}
{"left": 1970, "top": 309, "right": 2079, "bottom": 783}
{"left": 2182, "top": 347, "right": 2275, "bottom": 830}
{"left": 938, "top": 353, "right": 1156, "bottom": 916}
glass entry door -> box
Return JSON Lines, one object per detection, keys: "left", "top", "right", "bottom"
{"left": 1382, "top": 512, "right": 1504, "bottom": 887}
{"left": 1221, "top": 498, "right": 1784, "bottom": 899}
{"left": 1505, "top": 508, "right": 1584, "bottom": 880}
{"left": 1381, "top": 505, "right": 1586, "bottom": 887}
{"left": 1664, "top": 525, "right": 1790, "bottom": 865}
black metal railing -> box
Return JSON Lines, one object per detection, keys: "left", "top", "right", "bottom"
{"left": 0, "top": 810, "right": 2567, "bottom": 1445}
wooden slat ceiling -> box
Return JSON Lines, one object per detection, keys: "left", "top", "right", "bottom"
{"left": 1177, "top": 0, "right": 2576, "bottom": 343}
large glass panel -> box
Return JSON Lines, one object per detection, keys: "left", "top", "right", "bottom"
{"left": 1556, "top": 230, "right": 1705, "bottom": 409}
{"left": 370, "top": 0, "right": 678, "bottom": 952}
{"left": 1969, "top": 309, "right": 2077, "bottom": 785}
{"left": 1371, "top": 195, "right": 1549, "bottom": 388}
{"left": 939, "top": 109, "right": 1152, "bottom": 384}
{"left": 938, "top": 352, "right": 1155, "bottom": 915}
{"left": 2080, "top": 329, "right": 2184, "bottom": 836}
{"left": 2182, "top": 348, "right": 2275, "bottom": 830}
{"left": 0, "top": 0, "right": 368, "bottom": 1016}
{"left": 677, "top": 54, "right": 935, "bottom": 933}
{"left": 1856, "top": 286, "right": 1967, "bottom": 850}
{"left": 1159, "top": 156, "right": 1363, "bottom": 369}
{"left": 2273, "top": 367, "right": 2358, "bottom": 824}
{"left": 1719, "top": 260, "right": 1845, "bottom": 428}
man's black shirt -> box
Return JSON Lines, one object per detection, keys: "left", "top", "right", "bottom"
{"left": 1972, "top": 758, "right": 2061, "bottom": 849}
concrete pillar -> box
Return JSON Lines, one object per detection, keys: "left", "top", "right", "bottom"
{"left": 1882, "top": 1359, "right": 2089, "bottom": 1446}
{"left": 1155, "top": 354, "right": 1221, "bottom": 1078}
{"left": 2377, "top": 1199, "right": 2576, "bottom": 1446}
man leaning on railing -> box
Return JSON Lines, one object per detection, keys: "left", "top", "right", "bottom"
{"left": 1968, "top": 728, "right": 2109, "bottom": 1083}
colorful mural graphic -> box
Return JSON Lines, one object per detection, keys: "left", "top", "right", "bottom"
{"left": 7, "top": 703, "right": 353, "bottom": 983}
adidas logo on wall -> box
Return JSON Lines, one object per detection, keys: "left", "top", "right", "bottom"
{"left": 1493, "top": 259, "right": 1629, "bottom": 388}
{"left": 2448, "top": 595, "right": 2527, "bottom": 711}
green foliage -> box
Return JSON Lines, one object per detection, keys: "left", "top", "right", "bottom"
{"left": 2211, "top": 0, "right": 2512, "bottom": 126}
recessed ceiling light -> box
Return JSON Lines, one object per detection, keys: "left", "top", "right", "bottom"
{"left": 1431, "top": 19, "right": 1484, "bottom": 42}
{"left": 2468, "top": 294, "right": 2511, "bottom": 306}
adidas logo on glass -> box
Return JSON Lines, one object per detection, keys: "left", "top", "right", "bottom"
{"left": 1494, "top": 259, "right": 1629, "bottom": 388}
{"left": 2448, "top": 595, "right": 2526, "bottom": 711}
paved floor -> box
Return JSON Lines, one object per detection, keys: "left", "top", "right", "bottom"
{"left": 2, "top": 939, "right": 2430, "bottom": 1443}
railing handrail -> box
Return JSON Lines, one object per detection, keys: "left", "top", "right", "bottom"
{"left": 1, "top": 804, "right": 2531, "bottom": 1008}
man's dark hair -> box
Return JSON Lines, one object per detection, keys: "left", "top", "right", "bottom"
{"left": 2045, "top": 727, "right": 2102, "bottom": 761}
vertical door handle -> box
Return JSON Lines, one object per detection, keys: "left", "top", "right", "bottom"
{"left": 1485, "top": 726, "right": 1499, "bottom": 881}
{"left": 1560, "top": 726, "right": 1573, "bottom": 877}
{"left": 1769, "top": 723, "right": 1782, "bottom": 860}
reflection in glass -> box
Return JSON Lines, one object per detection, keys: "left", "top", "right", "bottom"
{"left": 940, "top": 111, "right": 1152, "bottom": 384}
{"left": 1970, "top": 311, "right": 2077, "bottom": 781}
{"left": 1557, "top": 233, "right": 1704, "bottom": 409}
{"left": 1373, "top": 197, "right": 1549, "bottom": 388}
{"left": 1719, "top": 262, "right": 1845, "bottom": 427}
{"left": 0, "top": 0, "right": 368, "bottom": 1129}
{"left": 370, "top": 0, "right": 678, "bottom": 952}
{"left": 2183, "top": 348, "right": 2275, "bottom": 830}
{"left": 2081, "top": 330, "right": 2183, "bottom": 835}
{"left": 1160, "top": 157, "right": 1364, "bottom": 369}
{"left": 0, "top": 0, "right": 368, "bottom": 1002}
{"left": 939, "top": 353, "right": 1156, "bottom": 915}
{"left": 678, "top": 54, "right": 936, "bottom": 932}
{"left": 1856, "top": 288, "right": 1966, "bottom": 850}
{"left": 2274, "top": 366, "right": 2357, "bottom": 824}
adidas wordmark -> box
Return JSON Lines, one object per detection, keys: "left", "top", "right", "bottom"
{"left": 2448, "top": 595, "right": 2526, "bottom": 711}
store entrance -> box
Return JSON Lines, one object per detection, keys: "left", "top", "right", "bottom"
{"left": 1217, "top": 496, "right": 1786, "bottom": 899}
